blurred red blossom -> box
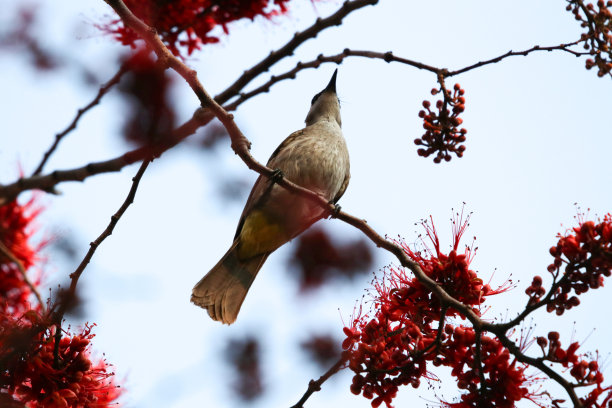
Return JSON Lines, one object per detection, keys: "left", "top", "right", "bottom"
{"left": 289, "top": 227, "right": 373, "bottom": 292}
{"left": 301, "top": 334, "right": 341, "bottom": 369}
{"left": 226, "top": 336, "right": 264, "bottom": 401}
{"left": 119, "top": 49, "right": 176, "bottom": 147}
{"left": 101, "top": 0, "right": 311, "bottom": 56}
{"left": 0, "top": 198, "right": 45, "bottom": 314}
{"left": 0, "top": 6, "right": 60, "bottom": 71}
{"left": 0, "top": 312, "right": 121, "bottom": 407}
{"left": 415, "top": 83, "right": 467, "bottom": 163}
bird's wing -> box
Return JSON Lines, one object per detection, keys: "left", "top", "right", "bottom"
{"left": 332, "top": 171, "right": 351, "bottom": 204}
{"left": 233, "top": 128, "right": 306, "bottom": 240}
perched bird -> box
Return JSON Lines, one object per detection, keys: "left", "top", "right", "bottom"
{"left": 191, "top": 70, "right": 350, "bottom": 324}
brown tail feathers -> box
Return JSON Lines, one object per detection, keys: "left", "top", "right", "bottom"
{"left": 191, "top": 243, "right": 268, "bottom": 324}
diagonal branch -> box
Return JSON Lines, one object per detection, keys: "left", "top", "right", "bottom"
{"left": 51, "top": 158, "right": 151, "bottom": 322}
{"left": 0, "top": 113, "right": 204, "bottom": 204}
{"left": 50, "top": 158, "right": 152, "bottom": 365}
{"left": 289, "top": 356, "right": 346, "bottom": 408}
{"left": 31, "top": 63, "right": 129, "bottom": 177}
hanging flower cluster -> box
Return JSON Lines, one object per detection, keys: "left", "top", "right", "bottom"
{"left": 566, "top": 0, "right": 612, "bottom": 78}
{"left": 101, "top": 0, "right": 309, "bottom": 56}
{"left": 0, "top": 197, "right": 122, "bottom": 407}
{"left": 414, "top": 83, "right": 467, "bottom": 163}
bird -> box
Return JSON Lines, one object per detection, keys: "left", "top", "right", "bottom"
{"left": 191, "top": 69, "right": 350, "bottom": 324}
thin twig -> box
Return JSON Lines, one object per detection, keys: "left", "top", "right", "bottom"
{"left": 31, "top": 64, "right": 129, "bottom": 177}
{"left": 50, "top": 157, "right": 151, "bottom": 357}
{"left": 0, "top": 241, "right": 44, "bottom": 310}
{"left": 289, "top": 356, "right": 346, "bottom": 408}
{"left": 446, "top": 40, "right": 586, "bottom": 76}
{"left": 226, "top": 41, "right": 587, "bottom": 109}
{"left": 213, "top": 0, "right": 381, "bottom": 105}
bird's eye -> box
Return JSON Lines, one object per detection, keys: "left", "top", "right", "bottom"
{"left": 311, "top": 91, "right": 323, "bottom": 105}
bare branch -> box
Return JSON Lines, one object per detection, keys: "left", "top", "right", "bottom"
{"left": 226, "top": 41, "right": 587, "bottom": 108}
{"left": 446, "top": 40, "right": 587, "bottom": 76}
{"left": 0, "top": 113, "right": 203, "bottom": 203}
{"left": 51, "top": 158, "right": 151, "bottom": 323}
{"left": 289, "top": 356, "right": 346, "bottom": 408}
{"left": 31, "top": 64, "right": 129, "bottom": 177}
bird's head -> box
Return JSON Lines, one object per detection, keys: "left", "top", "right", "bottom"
{"left": 305, "top": 69, "right": 341, "bottom": 127}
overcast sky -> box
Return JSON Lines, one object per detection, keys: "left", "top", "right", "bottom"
{"left": 1, "top": 0, "right": 612, "bottom": 407}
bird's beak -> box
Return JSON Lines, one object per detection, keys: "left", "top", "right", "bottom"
{"left": 324, "top": 69, "right": 338, "bottom": 93}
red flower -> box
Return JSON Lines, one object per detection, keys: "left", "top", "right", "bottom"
{"left": 100, "top": 0, "right": 310, "bottom": 57}
{"left": 0, "top": 312, "right": 122, "bottom": 407}
{"left": 343, "top": 211, "right": 513, "bottom": 408}
{"left": 0, "top": 197, "right": 44, "bottom": 314}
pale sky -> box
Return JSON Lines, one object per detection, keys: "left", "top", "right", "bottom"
{"left": 1, "top": 0, "right": 611, "bottom": 407}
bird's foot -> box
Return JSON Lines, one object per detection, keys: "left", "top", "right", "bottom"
{"left": 328, "top": 201, "right": 341, "bottom": 218}
{"left": 271, "top": 168, "right": 284, "bottom": 183}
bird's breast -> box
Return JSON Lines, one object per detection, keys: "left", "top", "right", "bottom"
{"left": 272, "top": 121, "right": 349, "bottom": 200}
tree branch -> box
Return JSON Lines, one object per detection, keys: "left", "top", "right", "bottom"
{"left": 446, "top": 40, "right": 587, "bottom": 76}
{"left": 52, "top": 158, "right": 150, "bottom": 320}
{"left": 289, "top": 356, "right": 346, "bottom": 408}
{"left": 31, "top": 63, "right": 129, "bottom": 177}
{"left": 0, "top": 113, "right": 203, "bottom": 204}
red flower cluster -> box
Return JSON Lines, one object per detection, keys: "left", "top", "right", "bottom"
{"left": 342, "top": 214, "right": 520, "bottom": 408}
{"left": 544, "top": 214, "right": 612, "bottom": 315}
{"left": 0, "top": 198, "right": 43, "bottom": 314}
{"left": 566, "top": 0, "right": 612, "bottom": 78}
{"left": 0, "top": 313, "right": 121, "bottom": 408}
{"left": 102, "top": 0, "right": 303, "bottom": 56}
{"left": 414, "top": 83, "right": 467, "bottom": 163}
{"left": 1, "top": 197, "right": 122, "bottom": 407}
{"left": 439, "top": 326, "right": 534, "bottom": 408}
{"left": 536, "top": 331, "right": 612, "bottom": 406}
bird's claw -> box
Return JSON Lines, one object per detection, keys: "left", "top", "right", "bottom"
{"left": 329, "top": 202, "right": 341, "bottom": 217}
{"left": 271, "top": 168, "right": 284, "bottom": 183}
